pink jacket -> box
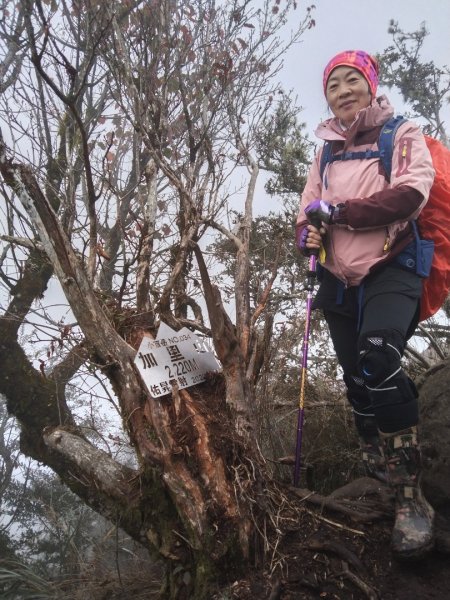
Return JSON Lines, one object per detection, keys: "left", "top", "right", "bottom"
{"left": 297, "top": 96, "right": 435, "bottom": 286}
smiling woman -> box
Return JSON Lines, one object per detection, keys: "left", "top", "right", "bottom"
{"left": 295, "top": 49, "right": 436, "bottom": 561}
{"left": 323, "top": 49, "right": 379, "bottom": 127}
{"left": 325, "top": 67, "right": 372, "bottom": 127}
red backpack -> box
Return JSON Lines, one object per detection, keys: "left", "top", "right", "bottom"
{"left": 319, "top": 117, "right": 450, "bottom": 321}
{"left": 418, "top": 136, "right": 450, "bottom": 320}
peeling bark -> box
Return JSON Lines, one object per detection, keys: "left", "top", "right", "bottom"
{"left": 193, "top": 245, "right": 254, "bottom": 437}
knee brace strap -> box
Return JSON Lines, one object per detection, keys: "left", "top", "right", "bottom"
{"left": 343, "top": 374, "right": 372, "bottom": 413}
{"left": 371, "top": 379, "right": 419, "bottom": 433}
{"left": 368, "top": 373, "right": 418, "bottom": 407}
{"left": 357, "top": 329, "right": 405, "bottom": 389}
{"left": 343, "top": 374, "right": 378, "bottom": 438}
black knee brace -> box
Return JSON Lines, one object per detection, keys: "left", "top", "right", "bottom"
{"left": 343, "top": 374, "right": 378, "bottom": 439}
{"left": 357, "top": 330, "right": 418, "bottom": 433}
{"left": 358, "top": 329, "right": 405, "bottom": 386}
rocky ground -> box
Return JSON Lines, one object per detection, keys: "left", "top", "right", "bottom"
{"left": 217, "top": 360, "right": 450, "bottom": 600}
{"left": 221, "top": 477, "right": 450, "bottom": 600}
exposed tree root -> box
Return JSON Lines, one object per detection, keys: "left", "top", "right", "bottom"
{"left": 335, "top": 560, "right": 379, "bottom": 600}
{"left": 291, "top": 483, "right": 391, "bottom": 523}
{"left": 304, "top": 537, "right": 366, "bottom": 574}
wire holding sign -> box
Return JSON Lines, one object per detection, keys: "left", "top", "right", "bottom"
{"left": 133, "top": 324, "right": 221, "bottom": 398}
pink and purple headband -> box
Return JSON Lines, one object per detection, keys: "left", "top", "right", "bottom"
{"left": 323, "top": 50, "right": 379, "bottom": 97}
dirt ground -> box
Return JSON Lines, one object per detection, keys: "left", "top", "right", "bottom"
{"left": 222, "top": 478, "right": 450, "bottom": 600}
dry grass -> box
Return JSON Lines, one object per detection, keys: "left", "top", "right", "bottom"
{"left": 0, "top": 554, "right": 164, "bottom": 600}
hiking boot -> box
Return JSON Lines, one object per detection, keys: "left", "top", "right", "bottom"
{"left": 359, "top": 435, "right": 388, "bottom": 483}
{"left": 381, "top": 426, "right": 435, "bottom": 560}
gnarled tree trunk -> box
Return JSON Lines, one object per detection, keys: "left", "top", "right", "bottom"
{"left": 0, "top": 1, "right": 315, "bottom": 596}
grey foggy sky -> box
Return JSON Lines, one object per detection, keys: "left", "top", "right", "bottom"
{"left": 282, "top": 0, "right": 450, "bottom": 135}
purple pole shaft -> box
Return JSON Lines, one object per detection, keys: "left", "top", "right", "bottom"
{"left": 293, "top": 255, "right": 316, "bottom": 487}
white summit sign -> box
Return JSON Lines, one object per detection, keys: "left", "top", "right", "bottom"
{"left": 134, "top": 322, "right": 221, "bottom": 398}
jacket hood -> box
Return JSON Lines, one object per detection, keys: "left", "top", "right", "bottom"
{"left": 315, "top": 95, "right": 395, "bottom": 142}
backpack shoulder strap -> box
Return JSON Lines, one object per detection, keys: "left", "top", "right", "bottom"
{"left": 319, "top": 115, "right": 408, "bottom": 183}
{"left": 319, "top": 141, "right": 333, "bottom": 181}
{"left": 378, "top": 115, "right": 407, "bottom": 181}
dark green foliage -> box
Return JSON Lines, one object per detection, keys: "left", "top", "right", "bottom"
{"left": 208, "top": 201, "right": 307, "bottom": 312}
{"left": 255, "top": 93, "right": 314, "bottom": 195}
{"left": 378, "top": 21, "right": 450, "bottom": 145}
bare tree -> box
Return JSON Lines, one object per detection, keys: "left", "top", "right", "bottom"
{"left": 0, "top": 0, "right": 315, "bottom": 596}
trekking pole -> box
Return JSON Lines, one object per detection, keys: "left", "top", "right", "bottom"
{"left": 293, "top": 240, "right": 319, "bottom": 487}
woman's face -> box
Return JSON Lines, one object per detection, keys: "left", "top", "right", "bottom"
{"left": 325, "top": 66, "right": 372, "bottom": 127}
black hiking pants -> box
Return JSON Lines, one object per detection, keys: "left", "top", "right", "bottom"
{"left": 313, "top": 264, "right": 423, "bottom": 435}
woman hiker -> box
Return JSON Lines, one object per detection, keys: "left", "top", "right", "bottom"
{"left": 296, "top": 50, "right": 435, "bottom": 560}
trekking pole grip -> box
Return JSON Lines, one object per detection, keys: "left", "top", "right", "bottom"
{"left": 309, "top": 215, "right": 322, "bottom": 260}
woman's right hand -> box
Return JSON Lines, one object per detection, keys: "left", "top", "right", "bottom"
{"left": 304, "top": 224, "right": 326, "bottom": 251}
